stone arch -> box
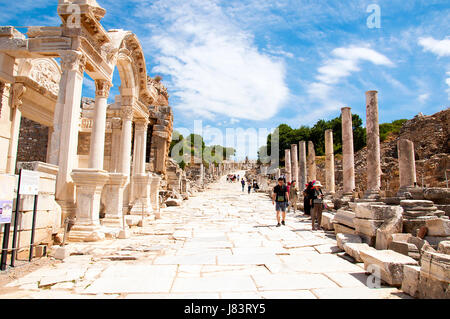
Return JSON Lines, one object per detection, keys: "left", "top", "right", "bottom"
{"left": 108, "top": 30, "right": 154, "bottom": 105}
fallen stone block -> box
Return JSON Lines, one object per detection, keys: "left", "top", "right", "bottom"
{"left": 320, "top": 212, "right": 335, "bottom": 231}
{"left": 425, "top": 218, "right": 450, "bottom": 237}
{"left": 418, "top": 250, "right": 450, "bottom": 299}
{"left": 375, "top": 209, "right": 403, "bottom": 250}
{"left": 400, "top": 200, "right": 435, "bottom": 208}
{"left": 401, "top": 265, "right": 421, "bottom": 298}
{"left": 356, "top": 204, "right": 402, "bottom": 220}
{"left": 334, "top": 209, "right": 356, "bottom": 228}
{"left": 336, "top": 233, "right": 362, "bottom": 250}
{"left": 52, "top": 246, "right": 69, "bottom": 260}
{"left": 389, "top": 241, "right": 419, "bottom": 257}
{"left": 125, "top": 215, "right": 141, "bottom": 227}
{"left": 391, "top": 233, "right": 413, "bottom": 242}
{"left": 437, "top": 241, "right": 450, "bottom": 255}
{"left": 403, "top": 216, "right": 438, "bottom": 235}
{"left": 343, "top": 243, "right": 375, "bottom": 263}
{"left": 359, "top": 249, "right": 418, "bottom": 287}
{"left": 423, "top": 188, "right": 450, "bottom": 205}
{"left": 334, "top": 223, "right": 357, "bottom": 236}
{"left": 424, "top": 236, "right": 450, "bottom": 248}
{"left": 354, "top": 218, "right": 384, "bottom": 237}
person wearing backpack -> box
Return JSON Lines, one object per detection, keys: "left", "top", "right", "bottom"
{"left": 272, "top": 177, "right": 290, "bottom": 227}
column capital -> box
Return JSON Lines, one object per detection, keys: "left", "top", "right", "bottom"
{"left": 121, "top": 95, "right": 135, "bottom": 107}
{"left": 59, "top": 50, "right": 86, "bottom": 74}
{"left": 135, "top": 118, "right": 149, "bottom": 131}
{"left": 95, "top": 79, "right": 112, "bottom": 98}
{"left": 120, "top": 107, "right": 133, "bottom": 121}
{"left": 111, "top": 117, "right": 122, "bottom": 130}
{"left": 12, "top": 82, "right": 26, "bottom": 109}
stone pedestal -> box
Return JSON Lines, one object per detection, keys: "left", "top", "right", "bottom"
{"left": 364, "top": 91, "right": 381, "bottom": 199}
{"left": 68, "top": 169, "right": 109, "bottom": 242}
{"left": 341, "top": 107, "right": 355, "bottom": 196}
{"left": 130, "top": 174, "right": 152, "bottom": 216}
{"left": 150, "top": 175, "right": 161, "bottom": 218}
{"left": 102, "top": 173, "right": 128, "bottom": 228}
{"left": 325, "top": 129, "right": 335, "bottom": 195}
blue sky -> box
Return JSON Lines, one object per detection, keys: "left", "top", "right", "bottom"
{"left": 1, "top": 0, "right": 449, "bottom": 159}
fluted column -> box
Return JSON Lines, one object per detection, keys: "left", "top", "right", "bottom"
{"left": 365, "top": 91, "right": 381, "bottom": 198}
{"left": 325, "top": 129, "right": 335, "bottom": 194}
{"left": 299, "top": 141, "right": 307, "bottom": 187}
{"left": 133, "top": 119, "right": 148, "bottom": 176}
{"left": 291, "top": 144, "right": 299, "bottom": 183}
{"left": 341, "top": 107, "right": 355, "bottom": 194}
{"left": 110, "top": 118, "right": 122, "bottom": 172}
{"left": 307, "top": 141, "right": 317, "bottom": 181}
{"left": 6, "top": 83, "right": 24, "bottom": 174}
{"left": 89, "top": 80, "right": 111, "bottom": 170}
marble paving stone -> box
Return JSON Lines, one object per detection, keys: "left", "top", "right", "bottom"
{"left": 324, "top": 272, "right": 371, "bottom": 288}
{"left": 311, "top": 287, "right": 411, "bottom": 299}
{"left": 260, "top": 290, "right": 317, "bottom": 299}
{"left": 84, "top": 265, "right": 177, "bottom": 294}
{"left": 153, "top": 254, "right": 217, "bottom": 265}
{"left": 171, "top": 276, "right": 257, "bottom": 293}
{"left": 252, "top": 273, "right": 339, "bottom": 291}
{"left": 217, "top": 253, "right": 282, "bottom": 265}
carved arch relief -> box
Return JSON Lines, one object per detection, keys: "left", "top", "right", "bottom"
{"left": 17, "top": 58, "right": 62, "bottom": 96}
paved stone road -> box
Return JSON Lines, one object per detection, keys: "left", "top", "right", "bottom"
{"left": 0, "top": 171, "right": 410, "bottom": 299}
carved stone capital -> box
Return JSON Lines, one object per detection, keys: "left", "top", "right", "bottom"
{"left": 134, "top": 119, "right": 149, "bottom": 132}
{"left": 12, "top": 83, "right": 26, "bottom": 109}
{"left": 120, "top": 107, "right": 133, "bottom": 121}
{"left": 95, "top": 79, "right": 112, "bottom": 98}
{"left": 111, "top": 117, "right": 122, "bottom": 130}
{"left": 59, "top": 50, "right": 86, "bottom": 74}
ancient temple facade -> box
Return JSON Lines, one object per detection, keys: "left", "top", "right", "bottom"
{"left": 0, "top": 0, "right": 173, "bottom": 242}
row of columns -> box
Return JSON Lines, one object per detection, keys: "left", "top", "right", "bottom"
{"left": 282, "top": 90, "right": 417, "bottom": 198}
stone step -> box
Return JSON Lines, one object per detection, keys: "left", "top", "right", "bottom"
{"left": 343, "top": 242, "right": 375, "bottom": 263}
{"left": 334, "top": 223, "right": 357, "bottom": 236}
{"left": 400, "top": 200, "right": 435, "bottom": 208}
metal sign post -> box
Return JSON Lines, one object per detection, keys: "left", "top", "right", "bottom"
{"left": 28, "top": 194, "right": 39, "bottom": 261}
{"left": 11, "top": 169, "right": 40, "bottom": 267}
{"left": 0, "top": 174, "right": 15, "bottom": 271}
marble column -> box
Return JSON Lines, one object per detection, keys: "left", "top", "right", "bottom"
{"left": 397, "top": 139, "right": 417, "bottom": 193}
{"left": 150, "top": 175, "right": 161, "bottom": 218}
{"left": 365, "top": 90, "right": 381, "bottom": 198}
{"left": 285, "top": 149, "right": 292, "bottom": 183}
{"left": 69, "top": 79, "right": 111, "bottom": 241}
{"left": 307, "top": 141, "right": 317, "bottom": 181}
{"left": 110, "top": 117, "right": 122, "bottom": 173}
{"left": 51, "top": 51, "right": 85, "bottom": 216}
{"left": 325, "top": 129, "right": 335, "bottom": 194}
{"left": 89, "top": 80, "right": 111, "bottom": 170}
{"left": 341, "top": 107, "right": 355, "bottom": 195}
{"left": 6, "top": 83, "right": 24, "bottom": 174}
{"left": 130, "top": 119, "right": 152, "bottom": 216}
{"left": 291, "top": 144, "right": 299, "bottom": 183}
{"left": 298, "top": 141, "right": 307, "bottom": 187}
{"left": 119, "top": 100, "right": 133, "bottom": 177}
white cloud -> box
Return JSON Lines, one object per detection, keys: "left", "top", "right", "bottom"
{"left": 143, "top": 0, "right": 289, "bottom": 121}
{"left": 418, "top": 93, "right": 430, "bottom": 103}
{"left": 315, "top": 46, "right": 394, "bottom": 85}
{"left": 303, "top": 45, "right": 393, "bottom": 117}
{"left": 418, "top": 37, "right": 450, "bottom": 57}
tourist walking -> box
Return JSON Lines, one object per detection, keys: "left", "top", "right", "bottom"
{"left": 310, "top": 181, "right": 324, "bottom": 231}
{"left": 272, "top": 177, "right": 289, "bottom": 227}
{"left": 241, "top": 178, "right": 245, "bottom": 192}
{"left": 288, "top": 180, "right": 298, "bottom": 213}
{"left": 247, "top": 180, "right": 252, "bottom": 194}
{"left": 303, "top": 181, "right": 314, "bottom": 216}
